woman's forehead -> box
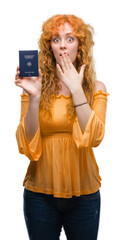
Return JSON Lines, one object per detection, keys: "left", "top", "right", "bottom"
{"left": 59, "top": 23, "right": 73, "bottom": 31}
{"left": 52, "top": 23, "right": 74, "bottom": 35}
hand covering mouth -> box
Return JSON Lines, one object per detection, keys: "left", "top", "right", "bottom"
{"left": 59, "top": 53, "right": 69, "bottom": 56}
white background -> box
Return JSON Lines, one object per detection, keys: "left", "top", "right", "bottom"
{"left": 0, "top": 0, "right": 124, "bottom": 239}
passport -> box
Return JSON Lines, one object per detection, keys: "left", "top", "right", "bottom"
{"left": 19, "top": 50, "right": 38, "bottom": 77}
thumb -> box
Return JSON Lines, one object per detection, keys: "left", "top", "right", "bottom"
{"left": 39, "top": 68, "right": 42, "bottom": 76}
{"left": 38, "top": 69, "right": 43, "bottom": 80}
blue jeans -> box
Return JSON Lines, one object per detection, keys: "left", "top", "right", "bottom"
{"left": 23, "top": 188, "right": 100, "bottom": 240}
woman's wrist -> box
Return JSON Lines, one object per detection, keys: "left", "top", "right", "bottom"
{"left": 29, "top": 94, "right": 41, "bottom": 104}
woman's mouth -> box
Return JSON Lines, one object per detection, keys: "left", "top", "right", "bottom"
{"left": 59, "top": 53, "right": 69, "bottom": 56}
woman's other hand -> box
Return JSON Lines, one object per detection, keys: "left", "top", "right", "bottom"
{"left": 56, "top": 53, "right": 86, "bottom": 93}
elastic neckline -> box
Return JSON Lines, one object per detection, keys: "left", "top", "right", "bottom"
{"left": 21, "top": 90, "right": 110, "bottom": 98}
{"left": 93, "top": 89, "right": 110, "bottom": 96}
{"left": 51, "top": 90, "right": 110, "bottom": 99}
{"left": 50, "top": 93, "right": 72, "bottom": 99}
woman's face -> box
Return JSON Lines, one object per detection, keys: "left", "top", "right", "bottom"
{"left": 51, "top": 23, "right": 79, "bottom": 68}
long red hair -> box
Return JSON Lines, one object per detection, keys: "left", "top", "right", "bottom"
{"left": 38, "top": 14, "right": 96, "bottom": 120}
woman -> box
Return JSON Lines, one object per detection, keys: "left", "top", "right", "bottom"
{"left": 15, "top": 14, "right": 109, "bottom": 240}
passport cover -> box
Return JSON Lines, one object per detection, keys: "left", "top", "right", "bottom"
{"left": 19, "top": 50, "right": 38, "bottom": 77}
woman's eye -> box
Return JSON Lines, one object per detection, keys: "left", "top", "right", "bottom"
{"left": 67, "top": 37, "right": 74, "bottom": 42}
{"left": 53, "top": 37, "right": 74, "bottom": 43}
{"left": 53, "top": 38, "right": 59, "bottom": 43}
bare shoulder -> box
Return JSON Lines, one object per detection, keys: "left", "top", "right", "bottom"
{"left": 95, "top": 80, "right": 107, "bottom": 93}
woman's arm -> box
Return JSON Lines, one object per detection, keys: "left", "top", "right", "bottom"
{"left": 16, "top": 92, "right": 42, "bottom": 161}
{"left": 24, "top": 94, "right": 40, "bottom": 144}
{"left": 71, "top": 81, "right": 107, "bottom": 132}
{"left": 23, "top": 86, "right": 41, "bottom": 144}
{"left": 15, "top": 66, "right": 42, "bottom": 144}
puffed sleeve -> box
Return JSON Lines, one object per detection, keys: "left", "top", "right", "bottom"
{"left": 72, "top": 90, "right": 110, "bottom": 148}
{"left": 16, "top": 94, "right": 42, "bottom": 161}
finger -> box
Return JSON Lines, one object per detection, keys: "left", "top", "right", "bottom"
{"left": 38, "top": 69, "right": 42, "bottom": 78}
{"left": 35, "top": 69, "right": 42, "bottom": 82}
{"left": 14, "top": 79, "right": 28, "bottom": 92}
{"left": 15, "top": 70, "right": 21, "bottom": 80}
{"left": 79, "top": 64, "right": 86, "bottom": 77}
{"left": 14, "top": 79, "right": 21, "bottom": 84}
{"left": 60, "top": 56, "right": 65, "bottom": 72}
{"left": 56, "top": 63, "right": 63, "bottom": 79}
{"left": 61, "top": 54, "right": 68, "bottom": 70}
{"left": 15, "top": 81, "right": 29, "bottom": 95}
{"left": 15, "top": 71, "right": 20, "bottom": 80}
{"left": 16, "top": 66, "right": 20, "bottom": 71}
{"left": 64, "top": 53, "right": 72, "bottom": 69}
{"left": 14, "top": 80, "right": 22, "bottom": 88}
{"left": 65, "top": 54, "right": 73, "bottom": 69}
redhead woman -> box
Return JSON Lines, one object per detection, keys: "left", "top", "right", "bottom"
{"left": 15, "top": 14, "right": 109, "bottom": 240}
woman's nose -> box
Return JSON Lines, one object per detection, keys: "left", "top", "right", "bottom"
{"left": 60, "top": 39, "right": 67, "bottom": 49}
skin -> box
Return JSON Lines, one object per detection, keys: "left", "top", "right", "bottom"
{"left": 15, "top": 22, "right": 85, "bottom": 96}
{"left": 51, "top": 22, "right": 86, "bottom": 93}
{"left": 15, "top": 67, "right": 42, "bottom": 97}
{"left": 51, "top": 23, "right": 79, "bottom": 68}
{"left": 14, "top": 22, "right": 107, "bottom": 142}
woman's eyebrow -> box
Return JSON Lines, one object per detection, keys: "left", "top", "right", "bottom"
{"left": 52, "top": 32, "right": 73, "bottom": 37}
{"left": 65, "top": 32, "right": 73, "bottom": 35}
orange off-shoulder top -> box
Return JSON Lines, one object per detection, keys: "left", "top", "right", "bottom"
{"left": 16, "top": 90, "right": 110, "bottom": 198}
